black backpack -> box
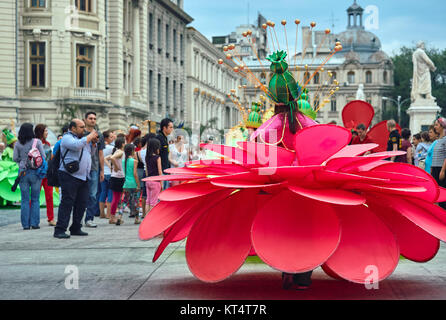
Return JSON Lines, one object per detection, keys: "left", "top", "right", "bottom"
{"left": 46, "top": 147, "right": 63, "bottom": 187}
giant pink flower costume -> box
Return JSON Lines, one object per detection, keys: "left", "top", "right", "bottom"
{"left": 140, "top": 123, "right": 446, "bottom": 284}
{"left": 140, "top": 33, "right": 446, "bottom": 285}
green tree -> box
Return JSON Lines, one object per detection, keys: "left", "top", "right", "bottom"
{"left": 390, "top": 46, "right": 446, "bottom": 128}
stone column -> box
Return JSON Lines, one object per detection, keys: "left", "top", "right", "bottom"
{"left": 132, "top": 3, "right": 140, "bottom": 96}
{"left": 407, "top": 98, "right": 441, "bottom": 134}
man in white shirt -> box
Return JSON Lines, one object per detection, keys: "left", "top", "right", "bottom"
{"left": 99, "top": 130, "right": 116, "bottom": 219}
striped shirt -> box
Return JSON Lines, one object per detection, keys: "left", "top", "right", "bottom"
{"left": 431, "top": 136, "right": 446, "bottom": 168}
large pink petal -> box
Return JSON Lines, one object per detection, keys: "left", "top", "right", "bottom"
{"left": 313, "top": 170, "right": 389, "bottom": 185}
{"left": 366, "top": 195, "right": 439, "bottom": 262}
{"left": 142, "top": 174, "right": 206, "bottom": 182}
{"left": 139, "top": 198, "right": 199, "bottom": 240}
{"left": 324, "top": 205, "right": 399, "bottom": 284}
{"left": 325, "top": 157, "right": 386, "bottom": 172}
{"left": 201, "top": 144, "right": 258, "bottom": 167}
{"left": 152, "top": 189, "right": 235, "bottom": 262}
{"left": 251, "top": 190, "right": 341, "bottom": 273}
{"left": 185, "top": 189, "right": 260, "bottom": 282}
{"left": 210, "top": 172, "right": 285, "bottom": 189}
{"left": 253, "top": 165, "right": 322, "bottom": 180}
{"left": 288, "top": 185, "right": 366, "bottom": 206}
{"left": 294, "top": 125, "right": 351, "bottom": 165}
{"left": 438, "top": 187, "right": 446, "bottom": 202}
{"left": 370, "top": 163, "right": 439, "bottom": 202}
{"left": 158, "top": 181, "right": 224, "bottom": 201}
{"left": 342, "top": 100, "right": 375, "bottom": 130}
{"left": 374, "top": 194, "right": 446, "bottom": 242}
{"left": 167, "top": 165, "right": 247, "bottom": 175}
{"left": 237, "top": 141, "right": 295, "bottom": 167}
{"left": 328, "top": 143, "right": 379, "bottom": 160}
{"left": 343, "top": 182, "right": 426, "bottom": 197}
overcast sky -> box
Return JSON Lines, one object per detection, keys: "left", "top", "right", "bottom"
{"left": 184, "top": 0, "right": 446, "bottom": 56}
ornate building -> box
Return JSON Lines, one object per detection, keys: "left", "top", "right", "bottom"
{"left": 0, "top": 0, "right": 192, "bottom": 133}
{"left": 185, "top": 27, "right": 241, "bottom": 131}
{"left": 242, "top": 1, "right": 394, "bottom": 126}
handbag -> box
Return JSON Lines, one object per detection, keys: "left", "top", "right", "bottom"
{"left": 62, "top": 147, "right": 84, "bottom": 174}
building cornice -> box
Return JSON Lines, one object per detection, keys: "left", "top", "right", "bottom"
{"left": 154, "top": 0, "right": 193, "bottom": 24}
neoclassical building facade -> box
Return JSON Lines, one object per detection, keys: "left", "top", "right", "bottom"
{"left": 0, "top": 0, "right": 192, "bottom": 133}
{"left": 185, "top": 27, "right": 241, "bottom": 131}
{"left": 242, "top": 1, "right": 394, "bottom": 126}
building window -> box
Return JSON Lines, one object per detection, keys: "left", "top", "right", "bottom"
{"left": 76, "top": 44, "right": 93, "bottom": 88}
{"left": 157, "top": 19, "right": 162, "bottom": 53}
{"left": 149, "top": 70, "right": 153, "bottom": 102}
{"left": 303, "top": 71, "right": 310, "bottom": 84}
{"left": 330, "top": 72, "right": 337, "bottom": 84}
{"left": 180, "top": 34, "right": 184, "bottom": 61}
{"left": 165, "top": 24, "right": 170, "bottom": 56}
{"left": 330, "top": 97, "right": 337, "bottom": 112}
{"left": 166, "top": 77, "right": 169, "bottom": 111}
{"left": 148, "top": 13, "right": 153, "bottom": 46}
{"left": 347, "top": 71, "right": 355, "bottom": 84}
{"left": 173, "top": 29, "right": 177, "bottom": 60}
{"left": 383, "top": 71, "right": 388, "bottom": 84}
{"left": 123, "top": 60, "right": 132, "bottom": 95}
{"left": 31, "top": 0, "right": 45, "bottom": 8}
{"left": 157, "top": 73, "right": 161, "bottom": 112}
{"left": 366, "top": 71, "right": 372, "bottom": 84}
{"left": 75, "top": 0, "right": 92, "bottom": 13}
{"left": 313, "top": 72, "right": 320, "bottom": 85}
{"left": 29, "top": 42, "right": 45, "bottom": 87}
{"left": 173, "top": 80, "right": 177, "bottom": 107}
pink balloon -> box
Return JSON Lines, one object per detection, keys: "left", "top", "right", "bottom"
{"left": 185, "top": 189, "right": 260, "bottom": 282}
{"left": 139, "top": 198, "right": 199, "bottom": 240}
{"left": 366, "top": 195, "right": 440, "bottom": 262}
{"left": 251, "top": 190, "right": 341, "bottom": 273}
{"left": 294, "top": 125, "right": 351, "bottom": 166}
{"left": 152, "top": 189, "right": 235, "bottom": 262}
{"left": 158, "top": 181, "right": 224, "bottom": 202}
{"left": 324, "top": 205, "right": 399, "bottom": 284}
{"left": 237, "top": 141, "right": 296, "bottom": 167}
{"left": 288, "top": 184, "right": 366, "bottom": 206}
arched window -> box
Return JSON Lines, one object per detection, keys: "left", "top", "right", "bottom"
{"left": 347, "top": 71, "right": 355, "bottom": 84}
{"left": 366, "top": 71, "right": 372, "bottom": 84}
{"left": 303, "top": 71, "right": 310, "bottom": 84}
{"left": 330, "top": 96, "right": 337, "bottom": 112}
{"left": 313, "top": 72, "right": 320, "bottom": 85}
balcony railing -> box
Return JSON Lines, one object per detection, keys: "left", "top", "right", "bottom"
{"left": 58, "top": 87, "right": 108, "bottom": 100}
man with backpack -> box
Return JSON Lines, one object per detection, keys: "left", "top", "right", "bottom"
{"left": 53, "top": 119, "right": 98, "bottom": 239}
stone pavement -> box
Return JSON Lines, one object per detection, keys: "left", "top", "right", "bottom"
{"left": 1, "top": 208, "right": 446, "bottom": 300}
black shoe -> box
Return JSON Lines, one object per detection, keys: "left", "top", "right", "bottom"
{"left": 23, "top": 227, "right": 30, "bottom": 230}
{"left": 70, "top": 230, "right": 88, "bottom": 236}
{"left": 31, "top": 226, "right": 40, "bottom": 230}
{"left": 54, "top": 232, "right": 70, "bottom": 239}
{"left": 129, "top": 214, "right": 135, "bottom": 218}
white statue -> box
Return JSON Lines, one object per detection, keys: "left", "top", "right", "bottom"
{"left": 356, "top": 83, "right": 366, "bottom": 101}
{"left": 411, "top": 41, "right": 437, "bottom": 102}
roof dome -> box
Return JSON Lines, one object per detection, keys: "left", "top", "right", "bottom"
{"left": 338, "top": 28, "right": 381, "bottom": 53}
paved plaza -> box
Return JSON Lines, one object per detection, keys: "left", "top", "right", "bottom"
{"left": 1, "top": 208, "right": 446, "bottom": 300}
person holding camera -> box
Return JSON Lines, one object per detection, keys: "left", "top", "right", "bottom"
{"left": 54, "top": 119, "right": 98, "bottom": 239}
{"left": 13, "top": 123, "right": 46, "bottom": 230}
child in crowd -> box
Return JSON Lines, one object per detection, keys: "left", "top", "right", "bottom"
{"left": 145, "top": 138, "right": 163, "bottom": 214}
{"left": 121, "top": 144, "right": 141, "bottom": 224}
{"left": 106, "top": 137, "right": 126, "bottom": 225}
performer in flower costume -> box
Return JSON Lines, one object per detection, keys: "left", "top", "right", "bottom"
{"left": 139, "top": 22, "right": 446, "bottom": 287}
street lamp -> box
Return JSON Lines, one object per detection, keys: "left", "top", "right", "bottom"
{"left": 382, "top": 96, "right": 411, "bottom": 124}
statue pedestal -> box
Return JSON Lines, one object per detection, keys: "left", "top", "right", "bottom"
{"left": 407, "top": 98, "right": 441, "bottom": 133}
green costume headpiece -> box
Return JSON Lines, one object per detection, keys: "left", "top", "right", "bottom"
{"left": 265, "top": 50, "right": 317, "bottom": 121}
{"left": 245, "top": 102, "right": 263, "bottom": 129}
{"left": 2, "top": 129, "right": 17, "bottom": 146}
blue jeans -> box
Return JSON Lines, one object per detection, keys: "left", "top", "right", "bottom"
{"left": 98, "top": 174, "right": 113, "bottom": 203}
{"left": 85, "top": 170, "right": 99, "bottom": 223}
{"left": 19, "top": 170, "right": 42, "bottom": 229}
